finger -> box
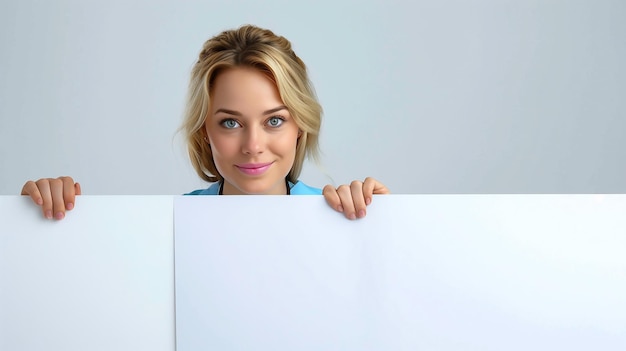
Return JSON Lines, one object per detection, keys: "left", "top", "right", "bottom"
{"left": 61, "top": 176, "right": 77, "bottom": 210}
{"left": 323, "top": 185, "right": 343, "bottom": 212}
{"left": 49, "top": 178, "right": 66, "bottom": 220}
{"left": 350, "top": 181, "right": 367, "bottom": 219}
{"left": 75, "top": 182, "right": 82, "bottom": 195}
{"left": 21, "top": 181, "right": 44, "bottom": 206}
{"left": 362, "top": 178, "right": 376, "bottom": 206}
{"left": 336, "top": 184, "right": 357, "bottom": 220}
{"left": 365, "top": 177, "right": 390, "bottom": 195}
{"left": 35, "top": 179, "right": 54, "bottom": 219}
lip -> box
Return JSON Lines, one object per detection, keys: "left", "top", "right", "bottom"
{"left": 235, "top": 162, "right": 274, "bottom": 176}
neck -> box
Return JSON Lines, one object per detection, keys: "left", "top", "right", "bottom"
{"left": 220, "top": 179, "right": 290, "bottom": 195}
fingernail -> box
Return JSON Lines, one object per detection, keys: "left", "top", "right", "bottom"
{"left": 366, "top": 197, "right": 372, "bottom": 205}
{"left": 349, "top": 213, "right": 356, "bottom": 220}
{"left": 337, "top": 205, "right": 344, "bottom": 212}
{"left": 45, "top": 210, "right": 53, "bottom": 219}
{"left": 358, "top": 210, "right": 366, "bottom": 218}
{"left": 66, "top": 203, "right": 74, "bottom": 210}
{"left": 37, "top": 198, "right": 43, "bottom": 205}
{"left": 55, "top": 212, "right": 65, "bottom": 220}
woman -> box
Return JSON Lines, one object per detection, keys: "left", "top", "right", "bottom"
{"left": 21, "top": 25, "right": 389, "bottom": 220}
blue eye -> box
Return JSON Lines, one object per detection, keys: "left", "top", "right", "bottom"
{"left": 221, "top": 119, "right": 240, "bottom": 129}
{"left": 267, "top": 116, "right": 284, "bottom": 127}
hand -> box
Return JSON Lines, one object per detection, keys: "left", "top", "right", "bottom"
{"left": 323, "top": 177, "right": 390, "bottom": 220}
{"left": 21, "top": 176, "right": 81, "bottom": 220}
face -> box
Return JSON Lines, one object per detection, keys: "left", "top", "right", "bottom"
{"left": 204, "top": 67, "right": 300, "bottom": 195}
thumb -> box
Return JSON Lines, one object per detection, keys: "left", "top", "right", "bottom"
{"left": 372, "top": 181, "right": 390, "bottom": 195}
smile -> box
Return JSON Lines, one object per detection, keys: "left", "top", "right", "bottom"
{"left": 235, "top": 162, "right": 274, "bottom": 176}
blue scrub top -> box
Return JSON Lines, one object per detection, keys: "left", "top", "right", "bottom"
{"left": 186, "top": 181, "right": 322, "bottom": 195}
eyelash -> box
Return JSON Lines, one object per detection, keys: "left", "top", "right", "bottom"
{"left": 219, "top": 116, "right": 286, "bottom": 129}
{"left": 220, "top": 118, "right": 240, "bottom": 129}
{"left": 266, "top": 116, "right": 285, "bottom": 128}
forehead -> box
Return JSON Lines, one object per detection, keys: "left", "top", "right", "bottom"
{"left": 210, "top": 67, "right": 283, "bottom": 110}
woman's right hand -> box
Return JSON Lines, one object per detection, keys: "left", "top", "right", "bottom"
{"left": 21, "top": 176, "right": 81, "bottom": 220}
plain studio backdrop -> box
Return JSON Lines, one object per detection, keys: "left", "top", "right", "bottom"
{"left": 0, "top": 0, "right": 624, "bottom": 195}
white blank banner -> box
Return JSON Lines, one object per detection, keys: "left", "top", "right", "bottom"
{"left": 174, "top": 195, "right": 626, "bottom": 351}
{"left": 2, "top": 195, "right": 625, "bottom": 351}
{"left": 0, "top": 196, "right": 174, "bottom": 351}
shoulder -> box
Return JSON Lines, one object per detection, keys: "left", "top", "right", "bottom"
{"left": 185, "top": 182, "right": 220, "bottom": 195}
{"left": 290, "top": 181, "right": 322, "bottom": 195}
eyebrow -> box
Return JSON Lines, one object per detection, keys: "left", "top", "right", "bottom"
{"left": 214, "top": 105, "right": 288, "bottom": 116}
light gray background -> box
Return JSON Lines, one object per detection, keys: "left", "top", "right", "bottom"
{"left": 1, "top": 0, "right": 624, "bottom": 195}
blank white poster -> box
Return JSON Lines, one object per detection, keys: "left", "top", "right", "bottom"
{"left": 0, "top": 196, "right": 175, "bottom": 351}
{"left": 174, "top": 195, "right": 626, "bottom": 351}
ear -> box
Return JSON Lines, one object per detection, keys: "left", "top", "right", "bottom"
{"left": 297, "top": 130, "right": 303, "bottom": 138}
{"left": 203, "top": 136, "right": 211, "bottom": 147}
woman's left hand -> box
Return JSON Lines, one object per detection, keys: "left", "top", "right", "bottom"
{"left": 323, "top": 177, "right": 390, "bottom": 220}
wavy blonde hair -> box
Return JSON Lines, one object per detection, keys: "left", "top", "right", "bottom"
{"left": 181, "top": 25, "right": 322, "bottom": 184}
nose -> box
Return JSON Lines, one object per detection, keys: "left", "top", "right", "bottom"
{"left": 241, "top": 126, "right": 265, "bottom": 155}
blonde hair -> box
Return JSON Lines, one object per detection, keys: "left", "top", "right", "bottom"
{"left": 181, "top": 25, "right": 322, "bottom": 184}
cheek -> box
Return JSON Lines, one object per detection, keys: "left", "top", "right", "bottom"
{"left": 273, "top": 134, "right": 299, "bottom": 156}
{"left": 207, "top": 133, "right": 237, "bottom": 159}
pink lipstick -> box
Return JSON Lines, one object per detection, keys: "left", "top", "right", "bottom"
{"left": 235, "top": 162, "right": 273, "bottom": 176}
